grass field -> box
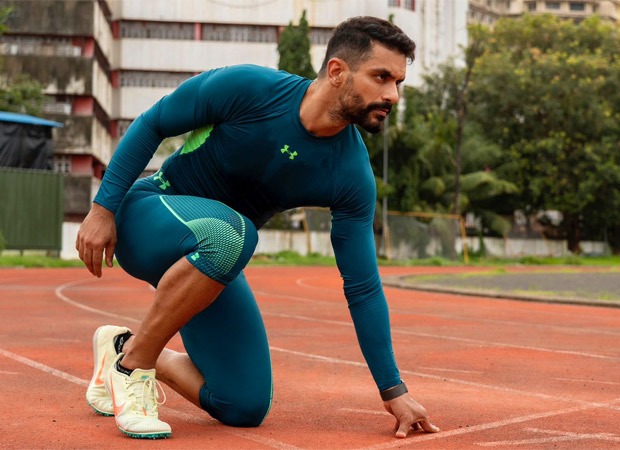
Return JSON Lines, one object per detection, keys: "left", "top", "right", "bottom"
{"left": 2, "top": 250, "right": 620, "bottom": 269}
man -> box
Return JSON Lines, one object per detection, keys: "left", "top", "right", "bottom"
{"left": 77, "top": 16, "right": 439, "bottom": 440}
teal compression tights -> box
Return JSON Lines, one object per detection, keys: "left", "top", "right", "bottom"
{"left": 114, "top": 178, "right": 272, "bottom": 426}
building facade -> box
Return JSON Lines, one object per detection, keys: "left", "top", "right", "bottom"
{"left": 468, "top": 0, "right": 620, "bottom": 24}
{"left": 0, "top": 0, "right": 467, "bottom": 224}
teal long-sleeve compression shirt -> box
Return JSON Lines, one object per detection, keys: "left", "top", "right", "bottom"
{"left": 94, "top": 64, "right": 402, "bottom": 391}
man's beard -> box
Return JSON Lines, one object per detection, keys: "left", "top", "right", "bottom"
{"left": 335, "top": 78, "right": 392, "bottom": 134}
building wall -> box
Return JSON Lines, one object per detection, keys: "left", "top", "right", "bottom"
{"left": 410, "top": 0, "right": 469, "bottom": 82}
{"left": 108, "top": 0, "right": 386, "bottom": 27}
{"left": 1, "top": 0, "right": 467, "bottom": 238}
{"left": 468, "top": 0, "right": 620, "bottom": 24}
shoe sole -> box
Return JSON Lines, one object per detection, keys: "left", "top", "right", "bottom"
{"left": 119, "top": 428, "right": 171, "bottom": 439}
{"left": 87, "top": 401, "right": 114, "bottom": 417}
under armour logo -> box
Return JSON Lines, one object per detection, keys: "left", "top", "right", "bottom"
{"left": 153, "top": 170, "right": 171, "bottom": 190}
{"left": 280, "top": 145, "right": 298, "bottom": 160}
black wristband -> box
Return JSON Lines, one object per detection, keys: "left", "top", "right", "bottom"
{"left": 380, "top": 382, "right": 408, "bottom": 401}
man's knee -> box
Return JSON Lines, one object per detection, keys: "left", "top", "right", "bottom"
{"left": 199, "top": 385, "right": 271, "bottom": 427}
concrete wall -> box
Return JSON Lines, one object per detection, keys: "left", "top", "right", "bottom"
{"left": 60, "top": 224, "right": 607, "bottom": 261}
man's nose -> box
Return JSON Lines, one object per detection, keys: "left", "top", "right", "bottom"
{"left": 383, "top": 83, "right": 399, "bottom": 104}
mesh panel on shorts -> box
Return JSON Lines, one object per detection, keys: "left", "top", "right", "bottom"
{"left": 159, "top": 196, "right": 247, "bottom": 281}
{"left": 187, "top": 218, "right": 244, "bottom": 276}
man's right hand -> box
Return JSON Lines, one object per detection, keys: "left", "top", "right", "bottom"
{"left": 76, "top": 203, "right": 117, "bottom": 277}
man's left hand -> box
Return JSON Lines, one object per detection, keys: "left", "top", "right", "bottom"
{"left": 383, "top": 394, "right": 440, "bottom": 438}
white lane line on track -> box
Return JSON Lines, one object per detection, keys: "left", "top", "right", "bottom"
{"left": 389, "top": 307, "right": 620, "bottom": 338}
{"left": 4, "top": 345, "right": 619, "bottom": 450}
{"left": 553, "top": 377, "right": 620, "bottom": 386}
{"left": 271, "top": 273, "right": 620, "bottom": 338}
{"left": 162, "top": 409, "right": 303, "bottom": 450}
{"left": 269, "top": 346, "right": 620, "bottom": 413}
{"left": 52, "top": 277, "right": 620, "bottom": 447}
{"left": 354, "top": 401, "right": 620, "bottom": 450}
{"left": 255, "top": 287, "right": 620, "bottom": 338}
{"left": 42, "top": 337, "right": 82, "bottom": 343}
{"left": 294, "top": 277, "right": 338, "bottom": 292}
{"left": 262, "top": 310, "right": 620, "bottom": 362}
{"left": 340, "top": 408, "right": 391, "bottom": 416}
{"left": 0, "top": 346, "right": 302, "bottom": 450}
{"left": 418, "top": 366, "right": 484, "bottom": 374}
{"left": 475, "top": 427, "right": 620, "bottom": 446}
{"left": 0, "top": 348, "right": 88, "bottom": 386}
{"left": 54, "top": 280, "right": 141, "bottom": 324}
{"left": 396, "top": 329, "right": 620, "bottom": 361}
{"left": 56, "top": 281, "right": 620, "bottom": 397}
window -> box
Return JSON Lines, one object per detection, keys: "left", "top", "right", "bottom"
{"left": 0, "top": 35, "right": 81, "bottom": 57}
{"left": 120, "top": 21, "right": 194, "bottom": 40}
{"left": 388, "top": 0, "right": 414, "bottom": 10}
{"left": 54, "top": 155, "right": 72, "bottom": 174}
{"left": 202, "top": 24, "right": 277, "bottom": 43}
{"left": 527, "top": 1, "right": 537, "bottom": 11}
{"left": 569, "top": 2, "right": 585, "bottom": 11}
{"left": 403, "top": 0, "right": 415, "bottom": 10}
{"left": 546, "top": 2, "right": 561, "bottom": 10}
{"left": 120, "top": 71, "right": 193, "bottom": 88}
{"left": 310, "top": 28, "right": 333, "bottom": 46}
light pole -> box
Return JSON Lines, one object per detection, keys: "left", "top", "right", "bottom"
{"left": 382, "top": 114, "right": 389, "bottom": 259}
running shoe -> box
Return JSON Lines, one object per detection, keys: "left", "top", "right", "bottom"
{"left": 85, "top": 325, "right": 132, "bottom": 416}
{"left": 106, "top": 353, "right": 171, "bottom": 439}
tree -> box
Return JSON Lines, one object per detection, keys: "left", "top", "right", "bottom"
{"left": 0, "top": 7, "right": 44, "bottom": 116}
{"left": 362, "top": 78, "right": 518, "bottom": 239}
{"left": 277, "top": 10, "right": 317, "bottom": 79}
{"left": 469, "top": 14, "right": 620, "bottom": 252}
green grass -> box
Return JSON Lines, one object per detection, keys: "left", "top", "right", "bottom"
{"left": 0, "top": 254, "right": 85, "bottom": 268}
{"left": 1, "top": 251, "right": 620, "bottom": 269}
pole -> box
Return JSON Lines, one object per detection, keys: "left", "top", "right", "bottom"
{"left": 382, "top": 115, "right": 389, "bottom": 259}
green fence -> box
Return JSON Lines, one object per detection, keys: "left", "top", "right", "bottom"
{"left": 0, "top": 167, "right": 63, "bottom": 251}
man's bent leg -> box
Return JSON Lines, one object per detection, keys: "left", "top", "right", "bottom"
{"left": 118, "top": 274, "right": 272, "bottom": 427}
{"left": 120, "top": 258, "right": 224, "bottom": 370}
{"left": 105, "top": 188, "right": 259, "bottom": 437}
{"left": 114, "top": 189, "right": 259, "bottom": 372}
{"left": 181, "top": 273, "right": 272, "bottom": 427}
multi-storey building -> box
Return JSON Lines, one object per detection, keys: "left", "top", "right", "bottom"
{"left": 468, "top": 0, "right": 620, "bottom": 24}
{"left": 0, "top": 0, "right": 466, "bottom": 215}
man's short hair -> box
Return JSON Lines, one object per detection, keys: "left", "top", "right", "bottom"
{"left": 319, "top": 16, "right": 416, "bottom": 75}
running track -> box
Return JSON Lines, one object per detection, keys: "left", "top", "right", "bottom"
{"left": 1, "top": 266, "right": 619, "bottom": 449}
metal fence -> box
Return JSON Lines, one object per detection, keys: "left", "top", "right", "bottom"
{"left": 0, "top": 168, "right": 63, "bottom": 251}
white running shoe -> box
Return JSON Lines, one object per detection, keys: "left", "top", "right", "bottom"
{"left": 86, "top": 325, "right": 132, "bottom": 416}
{"left": 106, "top": 353, "right": 171, "bottom": 439}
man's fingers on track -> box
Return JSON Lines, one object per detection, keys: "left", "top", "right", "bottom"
{"left": 419, "top": 419, "right": 440, "bottom": 433}
{"left": 395, "top": 421, "right": 410, "bottom": 438}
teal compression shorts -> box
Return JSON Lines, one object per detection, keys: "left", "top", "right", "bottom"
{"left": 114, "top": 177, "right": 271, "bottom": 426}
{"left": 115, "top": 177, "right": 258, "bottom": 286}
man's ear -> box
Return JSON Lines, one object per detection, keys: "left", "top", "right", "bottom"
{"left": 327, "top": 58, "right": 348, "bottom": 87}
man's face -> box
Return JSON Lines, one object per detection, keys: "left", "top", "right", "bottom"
{"left": 336, "top": 44, "right": 407, "bottom": 134}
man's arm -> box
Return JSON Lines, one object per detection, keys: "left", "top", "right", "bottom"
{"left": 77, "top": 72, "right": 212, "bottom": 276}
{"left": 330, "top": 197, "right": 439, "bottom": 437}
